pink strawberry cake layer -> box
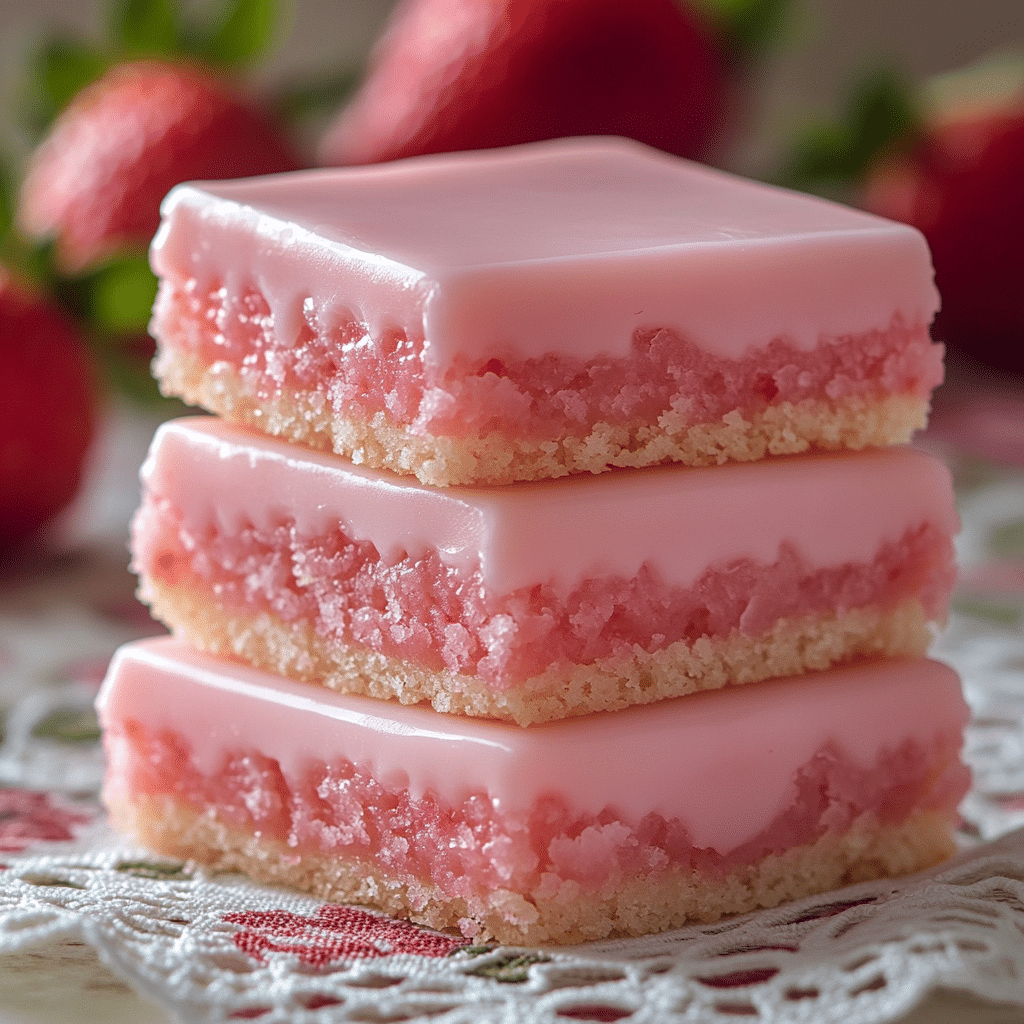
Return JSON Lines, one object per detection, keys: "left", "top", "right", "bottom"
{"left": 148, "top": 137, "right": 942, "bottom": 486}
{"left": 132, "top": 417, "right": 958, "bottom": 725}
{"left": 98, "top": 638, "right": 970, "bottom": 944}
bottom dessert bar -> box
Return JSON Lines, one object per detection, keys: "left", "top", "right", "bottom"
{"left": 97, "top": 639, "right": 970, "bottom": 945}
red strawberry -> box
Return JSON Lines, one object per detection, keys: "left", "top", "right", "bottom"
{"left": 0, "top": 269, "right": 96, "bottom": 546}
{"left": 862, "top": 62, "right": 1024, "bottom": 376}
{"left": 320, "top": 0, "right": 728, "bottom": 167}
{"left": 18, "top": 60, "right": 301, "bottom": 272}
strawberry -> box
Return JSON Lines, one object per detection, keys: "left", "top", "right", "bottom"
{"left": 862, "top": 64, "right": 1024, "bottom": 377}
{"left": 18, "top": 60, "right": 300, "bottom": 273}
{"left": 0, "top": 269, "right": 96, "bottom": 546}
{"left": 775, "top": 57, "right": 1024, "bottom": 378}
{"left": 320, "top": 0, "right": 729, "bottom": 167}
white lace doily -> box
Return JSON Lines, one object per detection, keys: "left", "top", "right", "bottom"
{"left": 0, "top": 829, "right": 1023, "bottom": 1024}
{"left": 0, "top": 404, "right": 1023, "bottom": 1024}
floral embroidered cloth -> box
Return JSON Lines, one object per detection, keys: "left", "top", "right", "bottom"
{"left": 1, "top": 381, "right": 1023, "bottom": 1024}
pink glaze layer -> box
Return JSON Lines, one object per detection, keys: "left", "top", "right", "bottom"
{"left": 133, "top": 419, "right": 958, "bottom": 688}
{"left": 98, "top": 639, "right": 970, "bottom": 878}
{"left": 151, "top": 138, "right": 938, "bottom": 374}
{"left": 138, "top": 418, "right": 957, "bottom": 599}
{"left": 153, "top": 280, "right": 941, "bottom": 444}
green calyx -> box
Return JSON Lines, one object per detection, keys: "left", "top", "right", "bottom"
{"left": 772, "top": 64, "right": 924, "bottom": 200}
{"left": 19, "top": 0, "right": 292, "bottom": 144}
{"left": 691, "top": 0, "right": 793, "bottom": 63}
{"left": 1, "top": 0, "right": 309, "bottom": 408}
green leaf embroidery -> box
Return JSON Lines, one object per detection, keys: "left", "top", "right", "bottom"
{"left": 464, "top": 951, "right": 551, "bottom": 983}
{"left": 450, "top": 944, "right": 495, "bottom": 958}
{"left": 20, "top": 874, "right": 88, "bottom": 889}
{"left": 30, "top": 707, "right": 102, "bottom": 744}
{"left": 114, "top": 859, "right": 192, "bottom": 880}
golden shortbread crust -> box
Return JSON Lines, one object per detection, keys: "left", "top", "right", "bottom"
{"left": 140, "top": 575, "right": 932, "bottom": 726}
{"left": 153, "top": 348, "right": 930, "bottom": 487}
{"left": 109, "top": 794, "right": 957, "bottom": 946}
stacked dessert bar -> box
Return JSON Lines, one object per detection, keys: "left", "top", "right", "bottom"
{"left": 98, "top": 138, "right": 971, "bottom": 945}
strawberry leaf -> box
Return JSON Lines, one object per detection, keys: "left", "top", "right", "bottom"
{"left": 773, "top": 65, "right": 922, "bottom": 197}
{"left": 271, "top": 67, "right": 361, "bottom": 129}
{"left": 20, "top": 37, "right": 110, "bottom": 139}
{"left": 109, "top": 0, "right": 181, "bottom": 57}
{"left": 694, "top": 0, "right": 791, "bottom": 60}
{"left": 51, "top": 252, "right": 170, "bottom": 406}
{"left": 194, "top": 0, "right": 287, "bottom": 68}
{"left": 846, "top": 68, "right": 921, "bottom": 166}
{"left": 93, "top": 333, "right": 168, "bottom": 407}
{"left": 773, "top": 121, "right": 859, "bottom": 200}
{"left": 0, "top": 230, "right": 58, "bottom": 289}
{"left": 0, "top": 153, "right": 14, "bottom": 245}
{"left": 87, "top": 254, "right": 159, "bottom": 333}
{"left": 989, "top": 518, "right": 1024, "bottom": 559}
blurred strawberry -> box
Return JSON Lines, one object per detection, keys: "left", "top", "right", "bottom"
{"left": 775, "top": 55, "right": 1024, "bottom": 378}
{"left": 863, "top": 57, "right": 1024, "bottom": 377}
{"left": 0, "top": 0, "right": 312, "bottom": 409}
{"left": 320, "top": 0, "right": 737, "bottom": 166}
{"left": 18, "top": 60, "right": 300, "bottom": 273}
{"left": 0, "top": 269, "right": 96, "bottom": 546}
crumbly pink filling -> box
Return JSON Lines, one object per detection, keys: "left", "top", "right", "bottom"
{"left": 105, "top": 720, "right": 968, "bottom": 897}
{"left": 154, "top": 279, "right": 943, "bottom": 438}
{"left": 133, "top": 496, "right": 954, "bottom": 689}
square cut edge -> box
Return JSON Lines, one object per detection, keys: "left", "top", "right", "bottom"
{"left": 131, "top": 417, "right": 959, "bottom": 725}
{"left": 148, "top": 137, "right": 944, "bottom": 485}
{"left": 98, "top": 637, "right": 971, "bottom": 945}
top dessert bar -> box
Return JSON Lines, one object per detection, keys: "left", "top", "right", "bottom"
{"left": 150, "top": 137, "right": 942, "bottom": 486}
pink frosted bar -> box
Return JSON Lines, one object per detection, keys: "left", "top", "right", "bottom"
{"left": 131, "top": 417, "right": 959, "bottom": 724}
{"left": 148, "top": 137, "right": 943, "bottom": 485}
{"left": 98, "top": 638, "right": 970, "bottom": 944}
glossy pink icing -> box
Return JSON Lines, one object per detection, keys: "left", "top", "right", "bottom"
{"left": 135, "top": 419, "right": 957, "bottom": 688}
{"left": 136, "top": 495, "right": 951, "bottom": 688}
{"left": 108, "top": 723, "right": 965, "bottom": 900}
{"left": 154, "top": 281, "right": 942, "bottom": 441}
{"left": 139, "top": 417, "right": 958, "bottom": 599}
{"left": 98, "top": 638, "right": 968, "bottom": 858}
{"left": 150, "top": 137, "right": 939, "bottom": 370}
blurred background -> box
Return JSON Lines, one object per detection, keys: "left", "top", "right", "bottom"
{"left": 3, "top": 0, "right": 1023, "bottom": 170}
{"left": 1, "top": 0, "right": 1023, "bottom": 545}
{"left": 1, "top": 6, "right": 1023, "bottom": 1017}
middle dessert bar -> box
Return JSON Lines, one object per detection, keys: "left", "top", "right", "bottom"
{"left": 133, "top": 417, "right": 958, "bottom": 725}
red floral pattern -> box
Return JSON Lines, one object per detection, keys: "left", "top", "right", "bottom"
{"left": 223, "top": 904, "right": 469, "bottom": 966}
{"left": 0, "top": 788, "right": 92, "bottom": 852}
